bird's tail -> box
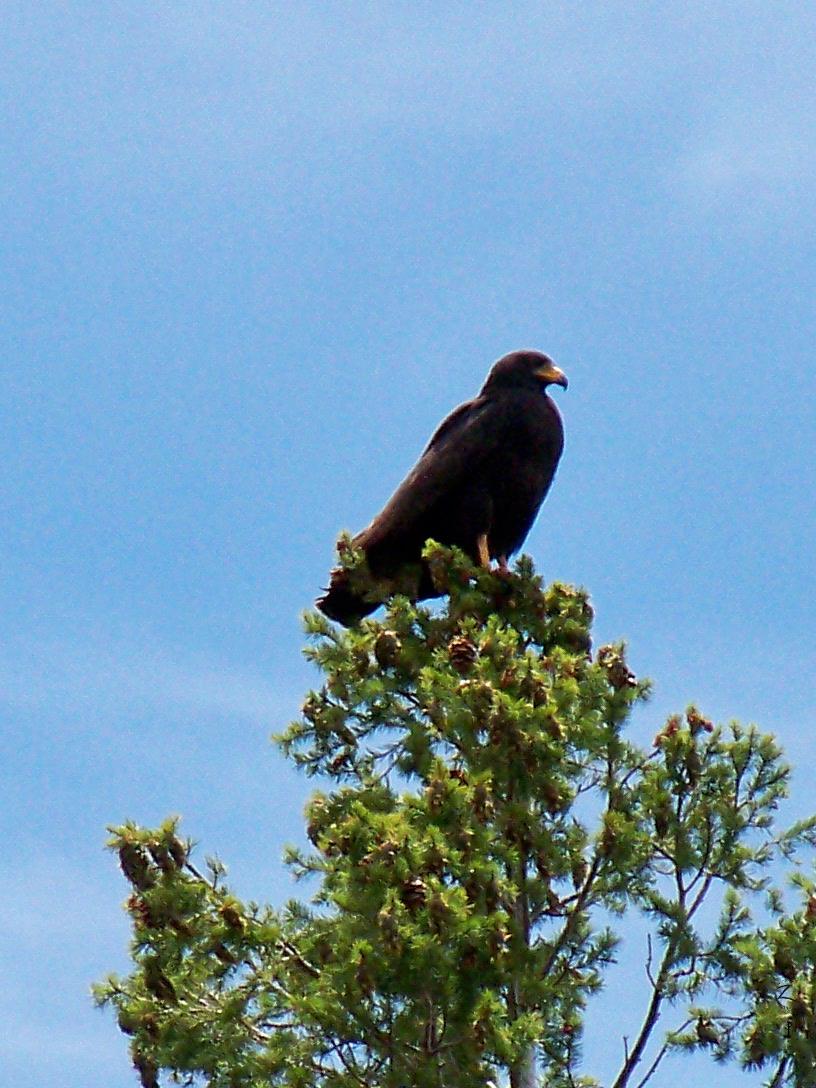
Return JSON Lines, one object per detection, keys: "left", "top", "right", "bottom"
{"left": 316, "top": 567, "right": 379, "bottom": 627}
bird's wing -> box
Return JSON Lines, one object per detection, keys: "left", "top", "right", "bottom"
{"left": 420, "top": 398, "right": 483, "bottom": 454}
{"left": 360, "top": 395, "right": 501, "bottom": 545}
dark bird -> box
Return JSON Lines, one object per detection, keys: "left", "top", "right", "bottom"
{"left": 317, "top": 349, "right": 568, "bottom": 625}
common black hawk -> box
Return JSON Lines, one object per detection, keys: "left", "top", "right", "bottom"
{"left": 317, "top": 349, "right": 568, "bottom": 625}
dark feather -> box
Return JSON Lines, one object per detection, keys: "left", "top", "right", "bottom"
{"left": 317, "top": 350, "right": 566, "bottom": 625}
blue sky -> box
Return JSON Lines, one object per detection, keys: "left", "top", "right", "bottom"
{"left": 1, "top": 4, "right": 814, "bottom": 1085}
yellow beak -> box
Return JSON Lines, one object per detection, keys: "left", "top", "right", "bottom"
{"left": 536, "top": 363, "right": 568, "bottom": 390}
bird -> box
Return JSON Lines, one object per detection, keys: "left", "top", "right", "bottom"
{"left": 317, "top": 349, "right": 568, "bottom": 625}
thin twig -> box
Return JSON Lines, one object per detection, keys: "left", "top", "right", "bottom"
{"left": 686, "top": 812, "right": 714, "bottom": 895}
{"left": 611, "top": 945, "right": 673, "bottom": 1088}
{"left": 688, "top": 872, "right": 715, "bottom": 920}
{"left": 633, "top": 1040, "right": 669, "bottom": 1088}
{"left": 645, "top": 935, "right": 656, "bottom": 988}
{"left": 277, "top": 938, "right": 321, "bottom": 979}
{"left": 539, "top": 855, "right": 603, "bottom": 977}
{"left": 768, "top": 1056, "right": 789, "bottom": 1088}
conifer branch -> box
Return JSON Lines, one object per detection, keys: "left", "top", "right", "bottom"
{"left": 96, "top": 549, "right": 816, "bottom": 1088}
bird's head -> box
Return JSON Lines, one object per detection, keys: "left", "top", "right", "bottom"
{"left": 482, "top": 350, "right": 568, "bottom": 394}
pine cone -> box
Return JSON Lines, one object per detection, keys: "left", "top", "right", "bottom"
{"left": 541, "top": 780, "right": 565, "bottom": 814}
{"left": 147, "top": 842, "right": 175, "bottom": 874}
{"left": 461, "top": 943, "right": 479, "bottom": 970}
{"left": 425, "top": 778, "right": 447, "bottom": 813}
{"left": 485, "top": 875, "right": 501, "bottom": 912}
{"left": 211, "top": 940, "right": 237, "bottom": 965}
{"left": 654, "top": 715, "right": 682, "bottom": 747}
{"left": 127, "top": 894, "right": 157, "bottom": 929}
{"left": 377, "top": 907, "right": 399, "bottom": 943}
{"left": 117, "top": 1008, "right": 139, "bottom": 1036}
{"left": 597, "top": 645, "right": 636, "bottom": 690}
{"left": 571, "top": 857, "right": 589, "bottom": 889}
{"left": 696, "top": 1018, "right": 719, "bottom": 1046}
{"left": 400, "top": 876, "right": 427, "bottom": 910}
{"left": 687, "top": 706, "right": 714, "bottom": 734}
{"left": 685, "top": 746, "right": 702, "bottom": 786}
{"left": 791, "top": 994, "right": 810, "bottom": 1032}
{"left": 448, "top": 635, "right": 478, "bottom": 674}
{"left": 118, "top": 843, "right": 155, "bottom": 892}
{"left": 219, "top": 901, "right": 245, "bottom": 930}
{"left": 774, "top": 946, "right": 797, "bottom": 981}
{"left": 526, "top": 677, "right": 549, "bottom": 707}
{"left": 167, "top": 836, "right": 187, "bottom": 869}
{"left": 472, "top": 782, "right": 494, "bottom": 821}
{"left": 132, "top": 1050, "right": 159, "bottom": 1088}
{"left": 654, "top": 803, "right": 672, "bottom": 838}
{"left": 428, "top": 891, "right": 449, "bottom": 929}
{"left": 143, "top": 958, "right": 176, "bottom": 1003}
{"left": 374, "top": 630, "right": 402, "bottom": 668}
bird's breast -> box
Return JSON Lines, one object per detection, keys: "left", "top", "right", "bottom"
{"left": 498, "top": 394, "right": 563, "bottom": 458}
{"left": 481, "top": 394, "right": 563, "bottom": 554}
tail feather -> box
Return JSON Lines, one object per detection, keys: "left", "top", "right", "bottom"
{"left": 315, "top": 568, "right": 378, "bottom": 627}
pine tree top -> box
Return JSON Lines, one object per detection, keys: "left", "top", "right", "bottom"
{"left": 96, "top": 546, "right": 816, "bottom": 1088}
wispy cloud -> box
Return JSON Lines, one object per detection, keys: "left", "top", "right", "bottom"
{"left": 0, "top": 633, "right": 288, "bottom": 727}
{"left": 0, "top": 852, "right": 127, "bottom": 1073}
{"left": 676, "top": 113, "right": 816, "bottom": 199}
{"left": 667, "top": 18, "right": 816, "bottom": 209}
{"left": 0, "top": 1017, "right": 120, "bottom": 1066}
{"left": 0, "top": 852, "right": 119, "bottom": 951}
{"left": 1, "top": 4, "right": 670, "bottom": 182}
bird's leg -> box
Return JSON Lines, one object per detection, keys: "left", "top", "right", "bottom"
{"left": 477, "top": 533, "right": 491, "bottom": 569}
{"left": 497, "top": 554, "right": 509, "bottom": 573}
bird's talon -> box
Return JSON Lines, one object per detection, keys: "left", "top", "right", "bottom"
{"left": 477, "top": 533, "right": 491, "bottom": 569}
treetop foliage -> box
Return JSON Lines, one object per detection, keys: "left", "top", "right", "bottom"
{"left": 96, "top": 544, "right": 816, "bottom": 1088}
